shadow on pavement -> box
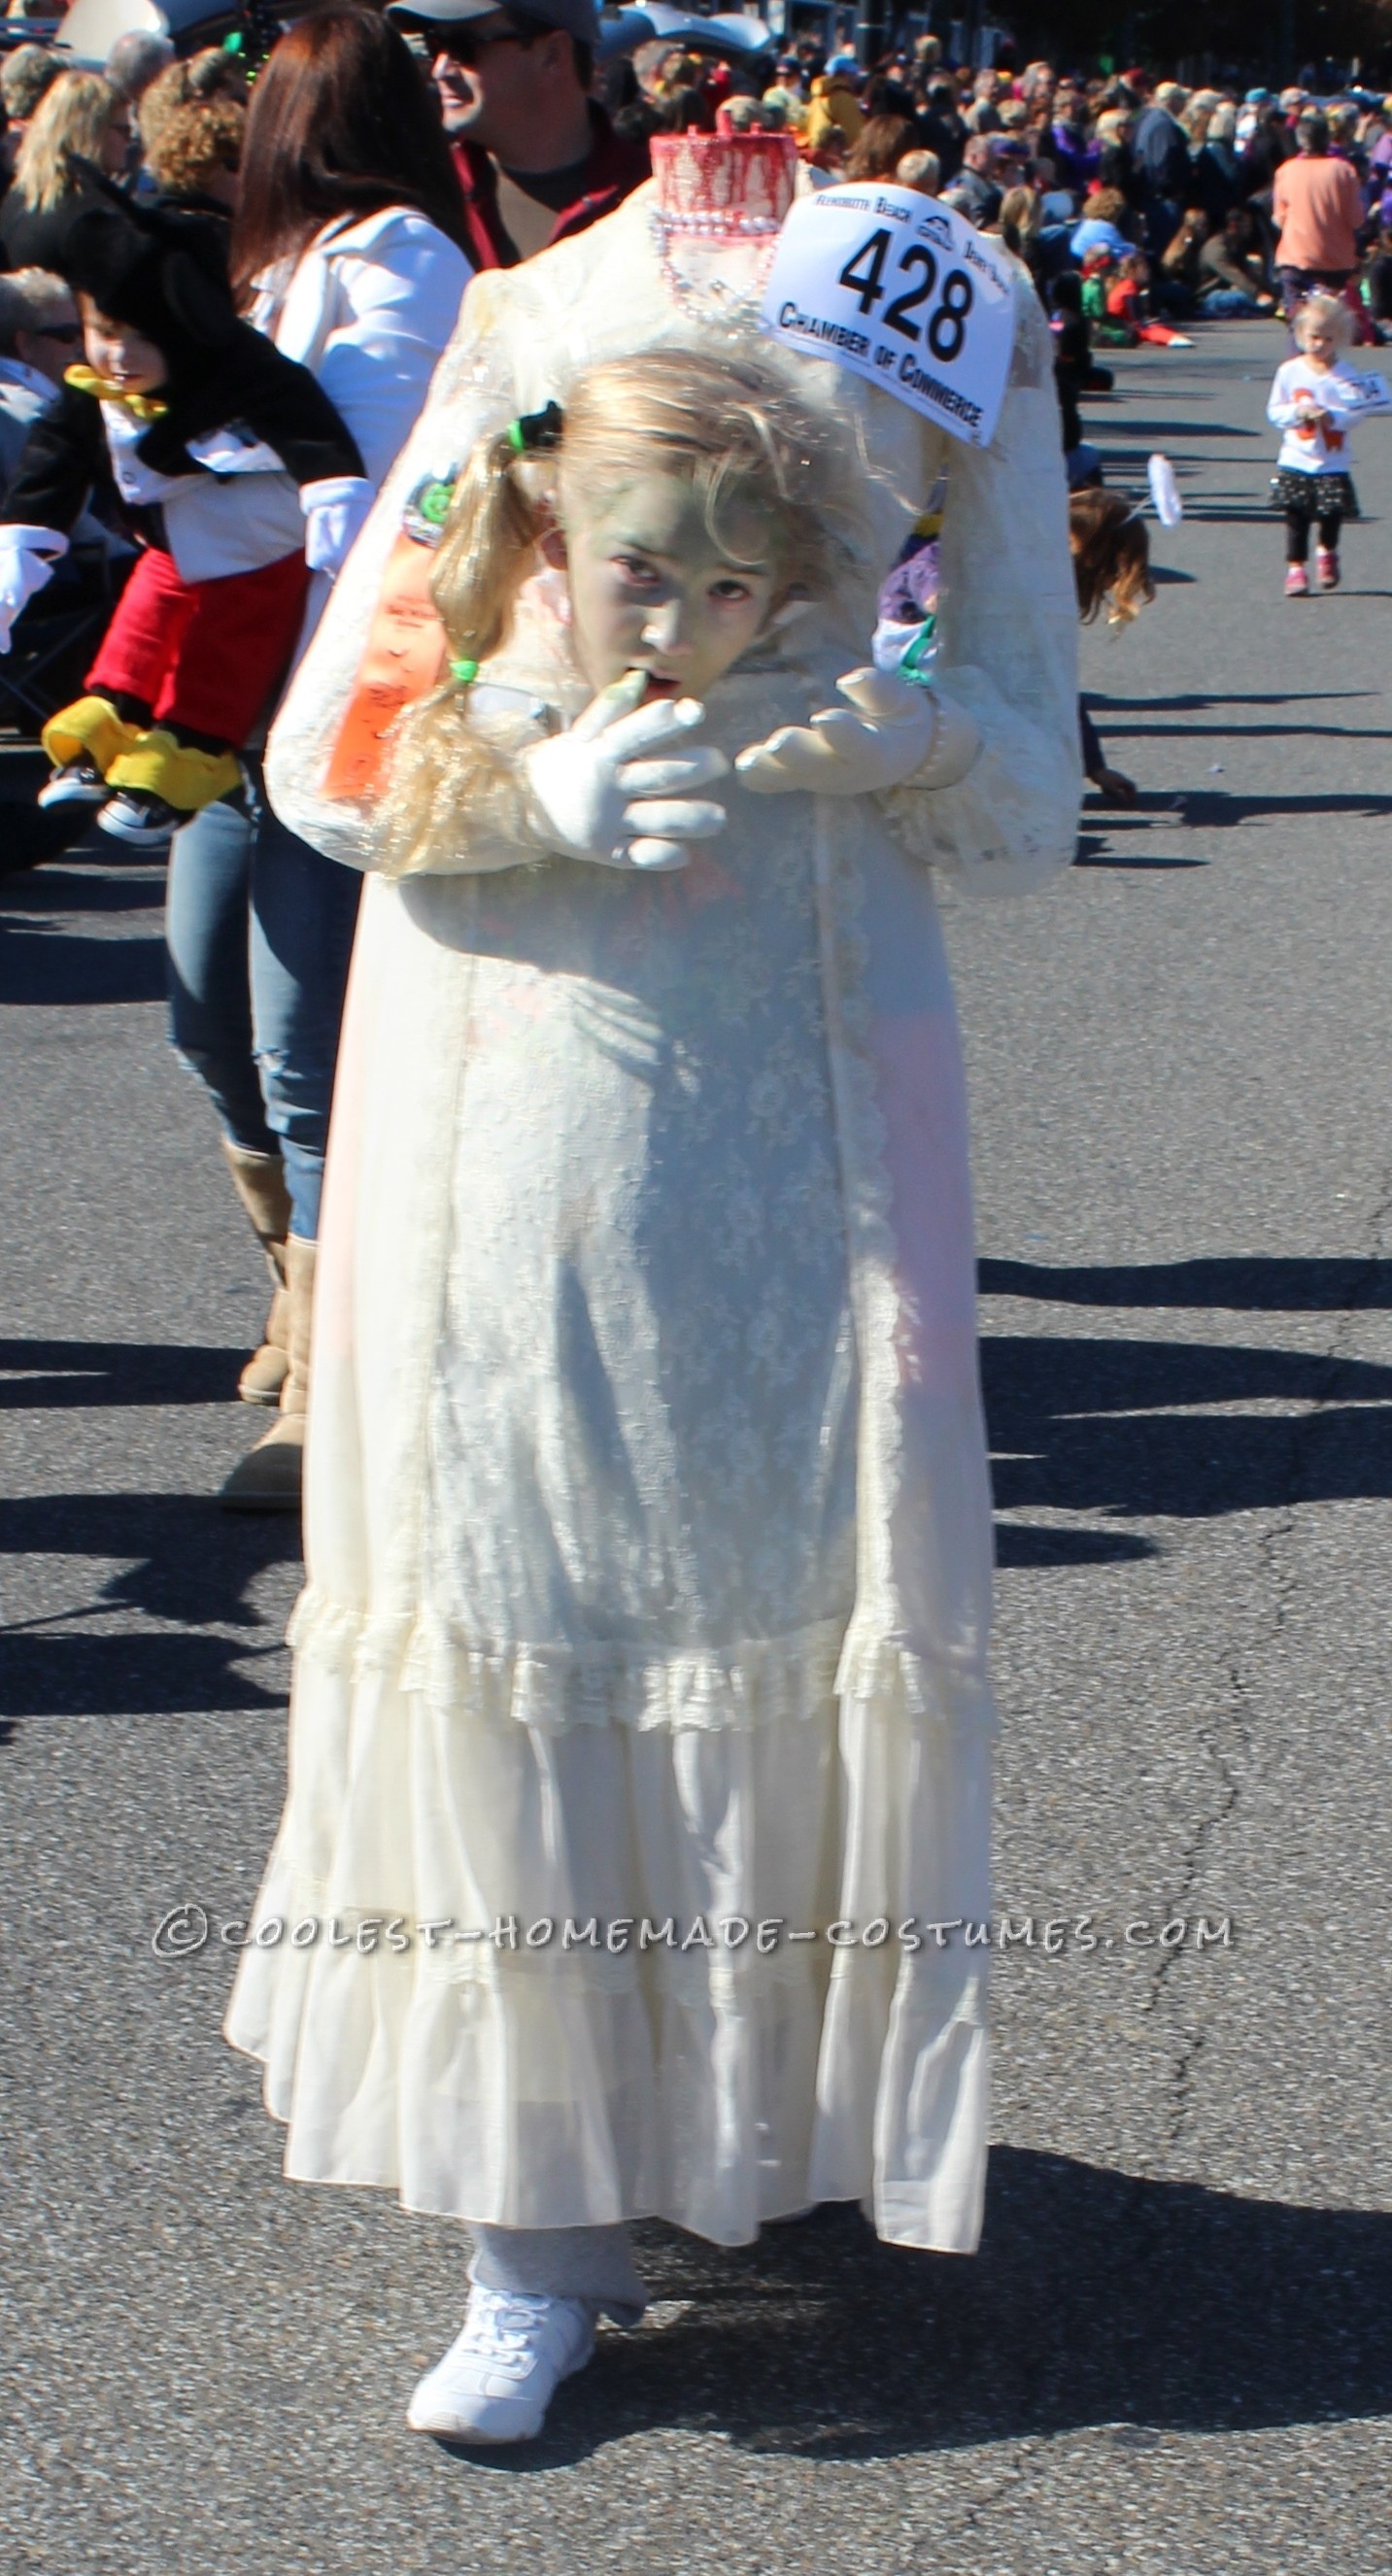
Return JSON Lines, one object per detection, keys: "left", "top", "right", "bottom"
{"left": 1103, "top": 718, "right": 1387, "bottom": 738}
{"left": 1158, "top": 505, "right": 1275, "bottom": 523}
{"left": 1074, "top": 836, "right": 1205, "bottom": 868}
{"left": 1076, "top": 785, "right": 1392, "bottom": 853}
{"left": 0, "top": 1339, "right": 251, "bottom": 1407}
{"left": 979, "top": 1332, "right": 1392, "bottom": 1522}
{"left": 1164, "top": 789, "right": 1392, "bottom": 828}
{"left": 981, "top": 1256, "right": 1392, "bottom": 1310}
{"left": 0, "top": 850, "right": 164, "bottom": 1005}
{"left": 1086, "top": 690, "right": 1371, "bottom": 710}
{"left": 0, "top": 1491, "right": 300, "bottom": 1719}
{"left": 1097, "top": 419, "right": 1261, "bottom": 438}
{"left": 0, "top": 1626, "right": 288, "bottom": 1717}
{"left": 458, "top": 2151, "right": 1392, "bottom": 2466}
{"left": 994, "top": 1521, "right": 1156, "bottom": 1566}
{"left": 0, "top": 749, "right": 98, "bottom": 879}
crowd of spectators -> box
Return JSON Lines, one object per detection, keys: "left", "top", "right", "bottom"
{"left": 601, "top": 39, "right": 1392, "bottom": 478}
{"left": 9, "top": 17, "right": 1392, "bottom": 336}
{"left": 5, "top": 15, "right": 1392, "bottom": 510}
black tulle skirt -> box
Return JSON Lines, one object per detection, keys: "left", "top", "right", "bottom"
{"left": 1271, "top": 468, "right": 1360, "bottom": 519}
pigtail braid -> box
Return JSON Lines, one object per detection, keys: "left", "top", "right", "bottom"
{"left": 381, "top": 428, "right": 543, "bottom": 879}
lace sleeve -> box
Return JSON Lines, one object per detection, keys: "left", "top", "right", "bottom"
{"left": 264, "top": 269, "right": 525, "bottom": 874}
{"left": 879, "top": 277, "right": 1081, "bottom": 897}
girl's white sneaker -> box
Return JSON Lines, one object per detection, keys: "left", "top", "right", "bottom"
{"left": 406, "top": 2285, "right": 597, "bottom": 2444}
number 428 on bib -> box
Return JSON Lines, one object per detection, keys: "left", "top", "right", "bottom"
{"left": 760, "top": 183, "right": 1018, "bottom": 451}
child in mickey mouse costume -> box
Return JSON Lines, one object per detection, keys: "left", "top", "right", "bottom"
{"left": 0, "top": 177, "right": 368, "bottom": 847}
{"left": 225, "top": 131, "right": 1082, "bottom": 2447}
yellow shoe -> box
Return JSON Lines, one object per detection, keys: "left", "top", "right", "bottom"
{"left": 104, "top": 731, "right": 241, "bottom": 813}
{"left": 41, "top": 694, "right": 143, "bottom": 776}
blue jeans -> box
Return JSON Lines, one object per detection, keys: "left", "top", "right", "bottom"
{"left": 1198, "top": 288, "right": 1264, "bottom": 316}
{"left": 165, "top": 768, "right": 361, "bottom": 1240}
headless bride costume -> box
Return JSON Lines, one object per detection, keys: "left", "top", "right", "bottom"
{"left": 224, "top": 135, "right": 1080, "bottom": 2255}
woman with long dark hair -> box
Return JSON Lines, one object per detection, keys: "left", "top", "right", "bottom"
{"left": 227, "top": 5, "right": 470, "bottom": 304}
{"left": 164, "top": 5, "right": 470, "bottom": 1510}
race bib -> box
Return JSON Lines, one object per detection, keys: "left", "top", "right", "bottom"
{"left": 1328, "top": 369, "right": 1392, "bottom": 416}
{"left": 760, "top": 184, "right": 1017, "bottom": 449}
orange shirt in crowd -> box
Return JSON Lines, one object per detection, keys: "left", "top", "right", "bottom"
{"left": 1273, "top": 153, "right": 1363, "bottom": 272}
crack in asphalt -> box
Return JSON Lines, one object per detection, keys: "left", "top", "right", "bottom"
{"left": 1157, "top": 1177, "right": 1392, "bottom": 2143}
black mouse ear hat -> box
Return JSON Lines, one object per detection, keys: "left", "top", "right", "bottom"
{"left": 54, "top": 160, "right": 238, "bottom": 357}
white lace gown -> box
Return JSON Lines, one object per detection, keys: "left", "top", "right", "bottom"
{"left": 224, "top": 187, "right": 1080, "bottom": 2254}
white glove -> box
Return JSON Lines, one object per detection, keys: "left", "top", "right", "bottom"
{"left": 522, "top": 670, "right": 729, "bottom": 871}
{"left": 0, "top": 525, "right": 69, "bottom": 654}
{"left": 301, "top": 476, "right": 374, "bottom": 577}
{"left": 1147, "top": 453, "right": 1183, "bottom": 527}
{"left": 735, "top": 664, "right": 971, "bottom": 796}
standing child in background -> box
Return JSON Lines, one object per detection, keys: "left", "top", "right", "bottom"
{"left": 1267, "top": 290, "right": 1390, "bottom": 596}
{"left": 1069, "top": 485, "right": 1155, "bottom": 806}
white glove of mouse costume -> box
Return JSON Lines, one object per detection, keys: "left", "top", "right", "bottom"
{"left": 0, "top": 525, "right": 69, "bottom": 654}
{"left": 523, "top": 671, "right": 730, "bottom": 871}
{"left": 735, "top": 665, "right": 980, "bottom": 797}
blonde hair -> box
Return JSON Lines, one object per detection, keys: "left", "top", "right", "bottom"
{"left": 1293, "top": 289, "right": 1354, "bottom": 351}
{"left": 384, "top": 347, "right": 859, "bottom": 880}
{"left": 14, "top": 72, "right": 121, "bottom": 214}
{"left": 998, "top": 183, "right": 1039, "bottom": 244}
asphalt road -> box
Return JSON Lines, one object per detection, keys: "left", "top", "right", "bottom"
{"left": 2, "top": 323, "right": 1389, "bottom": 2573}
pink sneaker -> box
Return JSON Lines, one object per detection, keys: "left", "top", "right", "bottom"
{"left": 1315, "top": 547, "right": 1340, "bottom": 591}
{"left": 1285, "top": 563, "right": 1309, "bottom": 597}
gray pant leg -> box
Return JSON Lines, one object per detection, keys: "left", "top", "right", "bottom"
{"left": 469, "top": 2222, "right": 647, "bottom": 2326}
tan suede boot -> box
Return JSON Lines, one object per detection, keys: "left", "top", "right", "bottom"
{"left": 221, "top": 1142, "right": 292, "bottom": 1407}
{"left": 219, "top": 1236, "right": 315, "bottom": 1513}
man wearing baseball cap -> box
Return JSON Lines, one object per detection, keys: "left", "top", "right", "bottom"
{"left": 387, "top": 0, "right": 649, "bottom": 268}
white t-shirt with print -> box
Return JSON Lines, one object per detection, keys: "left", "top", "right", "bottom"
{"left": 1268, "top": 356, "right": 1370, "bottom": 474}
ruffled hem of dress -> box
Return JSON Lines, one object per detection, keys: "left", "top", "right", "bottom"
{"left": 287, "top": 1586, "right": 996, "bottom": 1738}
{"left": 288, "top": 1585, "right": 851, "bottom": 1732}
{"left": 833, "top": 1619, "right": 998, "bottom": 1738}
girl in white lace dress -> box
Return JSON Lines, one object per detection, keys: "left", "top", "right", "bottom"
{"left": 225, "top": 295, "right": 1077, "bottom": 2441}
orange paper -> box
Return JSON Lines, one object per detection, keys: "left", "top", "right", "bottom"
{"left": 323, "top": 533, "right": 449, "bottom": 801}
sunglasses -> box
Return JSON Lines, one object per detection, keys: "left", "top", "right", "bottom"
{"left": 407, "top": 20, "right": 531, "bottom": 64}
{"left": 36, "top": 321, "right": 83, "bottom": 344}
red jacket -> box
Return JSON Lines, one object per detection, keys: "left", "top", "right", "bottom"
{"left": 451, "top": 105, "right": 650, "bottom": 270}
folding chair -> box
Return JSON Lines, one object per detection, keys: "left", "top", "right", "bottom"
{"left": 0, "top": 541, "right": 130, "bottom": 740}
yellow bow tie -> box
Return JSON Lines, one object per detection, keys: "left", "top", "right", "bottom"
{"left": 65, "top": 362, "right": 167, "bottom": 423}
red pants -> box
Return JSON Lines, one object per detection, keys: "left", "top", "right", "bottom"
{"left": 87, "top": 545, "right": 310, "bottom": 747}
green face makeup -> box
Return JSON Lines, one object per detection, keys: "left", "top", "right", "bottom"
{"left": 561, "top": 471, "right": 782, "bottom": 701}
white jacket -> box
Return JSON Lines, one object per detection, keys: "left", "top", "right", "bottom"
{"left": 253, "top": 206, "right": 472, "bottom": 491}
